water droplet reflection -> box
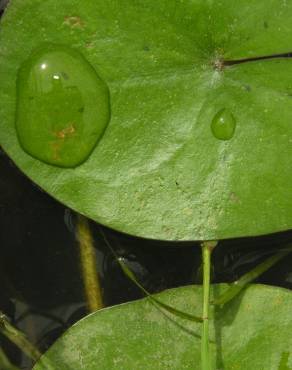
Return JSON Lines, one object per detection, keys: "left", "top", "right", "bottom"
{"left": 16, "top": 44, "right": 110, "bottom": 167}
{"left": 211, "top": 108, "right": 236, "bottom": 141}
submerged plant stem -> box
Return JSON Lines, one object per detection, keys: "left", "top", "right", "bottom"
{"left": 201, "top": 241, "right": 217, "bottom": 370}
{"left": 213, "top": 244, "right": 292, "bottom": 305}
{"left": 99, "top": 227, "right": 202, "bottom": 323}
{"left": 0, "top": 311, "right": 41, "bottom": 361}
{"left": 77, "top": 215, "right": 103, "bottom": 312}
{"left": 0, "top": 347, "right": 20, "bottom": 370}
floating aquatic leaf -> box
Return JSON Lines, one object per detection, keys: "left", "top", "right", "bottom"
{"left": 33, "top": 284, "right": 292, "bottom": 370}
{"left": 1, "top": 0, "right": 292, "bottom": 240}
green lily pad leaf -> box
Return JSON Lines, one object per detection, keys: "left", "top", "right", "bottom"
{"left": 33, "top": 284, "right": 292, "bottom": 370}
{"left": 1, "top": 0, "right": 292, "bottom": 240}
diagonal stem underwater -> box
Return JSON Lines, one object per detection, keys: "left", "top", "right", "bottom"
{"left": 0, "top": 347, "right": 20, "bottom": 370}
{"left": 99, "top": 226, "right": 202, "bottom": 323}
{"left": 213, "top": 244, "right": 292, "bottom": 306}
{"left": 0, "top": 311, "right": 41, "bottom": 362}
{"left": 0, "top": 311, "right": 56, "bottom": 370}
{"left": 0, "top": 311, "right": 54, "bottom": 369}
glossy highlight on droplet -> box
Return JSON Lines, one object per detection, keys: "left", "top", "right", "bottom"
{"left": 211, "top": 109, "right": 236, "bottom": 141}
{"left": 16, "top": 44, "right": 110, "bottom": 167}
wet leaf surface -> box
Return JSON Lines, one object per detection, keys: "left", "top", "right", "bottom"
{"left": 1, "top": 0, "right": 292, "bottom": 241}
{"left": 34, "top": 284, "right": 292, "bottom": 370}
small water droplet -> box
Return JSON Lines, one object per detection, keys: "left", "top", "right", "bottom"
{"left": 16, "top": 44, "right": 110, "bottom": 167}
{"left": 211, "top": 109, "right": 236, "bottom": 141}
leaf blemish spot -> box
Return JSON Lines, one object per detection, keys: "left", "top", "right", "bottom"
{"left": 243, "top": 85, "right": 251, "bottom": 92}
{"left": 63, "top": 16, "right": 84, "bottom": 29}
{"left": 230, "top": 192, "right": 240, "bottom": 203}
{"left": 54, "top": 123, "right": 76, "bottom": 139}
{"left": 61, "top": 71, "right": 69, "bottom": 80}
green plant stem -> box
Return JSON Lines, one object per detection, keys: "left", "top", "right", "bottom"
{"left": 0, "top": 311, "right": 41, "bottom": 361}
{"left": 0, "top": 348, "right": 20, "bottom": 370}
{"left": 201, "top": 241, "right": 217, "bottom": 370}
{"left": 77, "top": 215, "right": 104, "bottom": 312}
{"left": 0, "top": 312, "right": 54, "bottom": 369}
{"left": 213, "top": 244, "right": 292, "bottom": 306}
{"left": 99, "top": 227, "right": 202, "bottom": 323}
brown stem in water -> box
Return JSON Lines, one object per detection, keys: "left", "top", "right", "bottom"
{"left": 76, "top": 215, "right": 104, "bottom": 312}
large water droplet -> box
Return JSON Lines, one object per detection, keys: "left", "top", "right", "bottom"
{"left": 16, "top": 44, "right": 110, "bottom": 167}
{"left": 211, "top": 109, "right": 236, "bottom": 141}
